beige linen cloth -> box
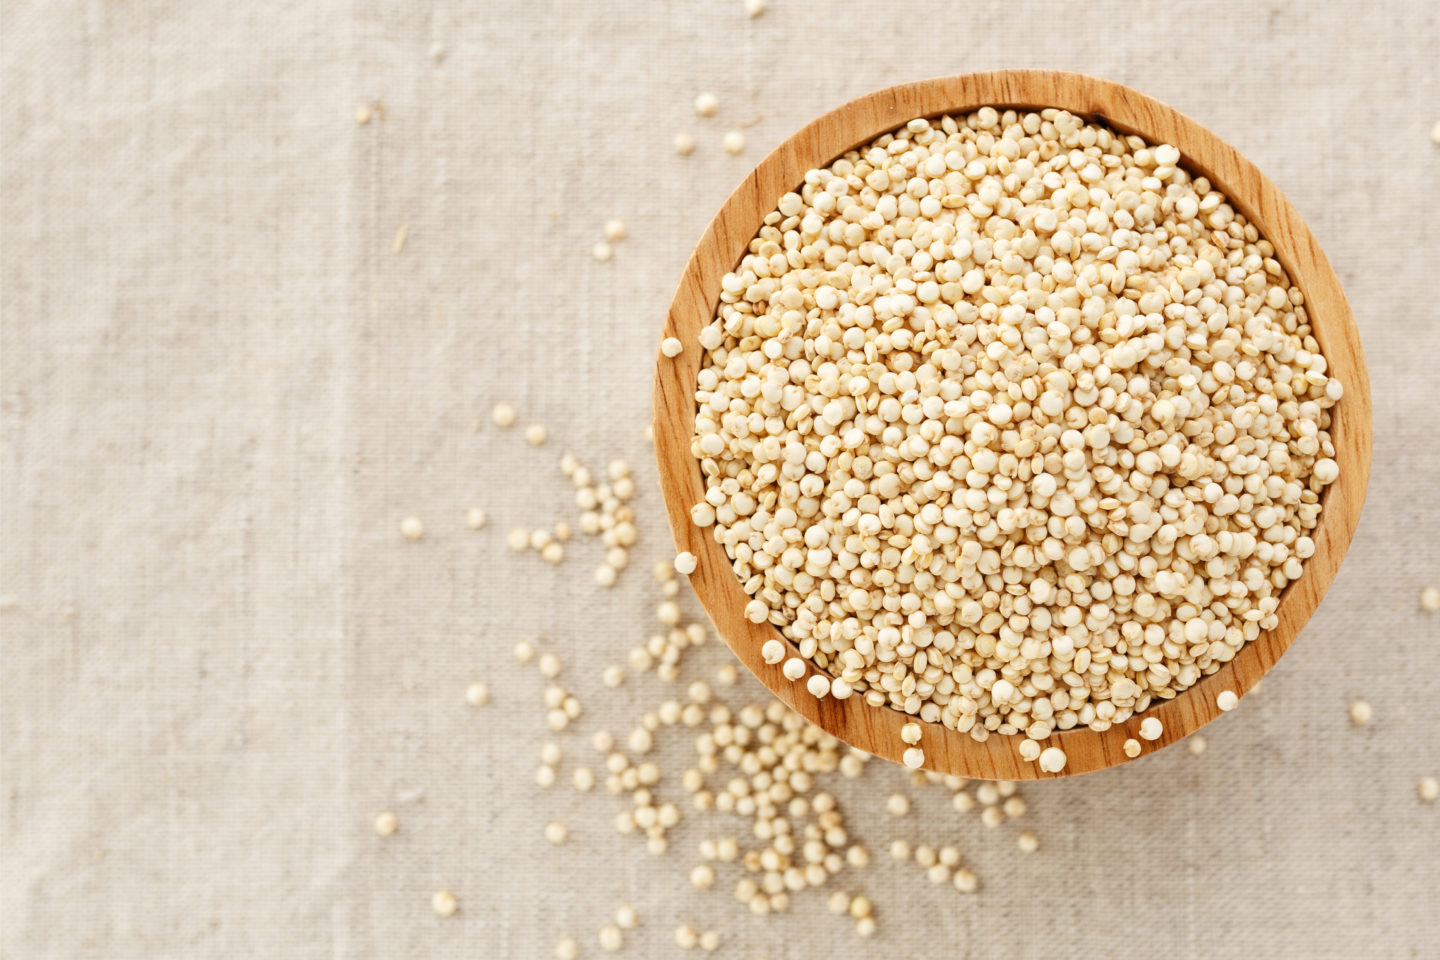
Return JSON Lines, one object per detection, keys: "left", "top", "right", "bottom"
{"left": 3, "top": 1, "right": 1438, "bottom": 957}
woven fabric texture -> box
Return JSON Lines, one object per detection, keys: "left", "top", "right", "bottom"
{"left": 3, "top": 1, "right": 1438, "bottom": 957}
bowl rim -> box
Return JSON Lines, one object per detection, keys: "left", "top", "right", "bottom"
{"left": 651, "top": 69, "right": 1373, "bottom": 779}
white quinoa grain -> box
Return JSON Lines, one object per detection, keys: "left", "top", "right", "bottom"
{"left": 465, "top": 507, "right": 486, "bottom": 530}
{"left": 524, "top": 423, "right": 547, "bottom": 446}
{"left": 1037, "top": 747, "right": 1067, "bottom": 773}
{"left": 886, "top": 793, "right": 909, "bottom": 816}
{"left": 491, "top": 403, "right": 516, "bottom": 428}
{"left": 545, "top": 821, "right": 568, "bottom": 845}
{"left": 431, "top": 890, "right": 457, "bottom": 917}
{"left": 604, "top": 219, "right": 626, "bottom": 241}
{"left": 464, "top": 681, "right": 489, "bottom": 707}
{"left": 572, "top": 767, "right": 595, "bottom": 792}
{"left": 598, "top": 924, "right": 623, "bottom": 953}
{"left": 399, "top": 517, "right": 424, "bottom": 541}
{"left": 902, "top": 747, "right": 925, "bottom": 769}
{"left": 615, "top": 905, "right": 638, "bottom": 929}
{"left": 693, "top": 93, "right": 718, "bottom": 117}
{"left": 1139, "top": 717, "right": 1164, "bottom": 741}
{"left": 744, "top": 0, "right": 766, "bottom": 16}
{"left": 722, "top": 130, "right": 745, "bottom": 155}
{"left": 1017, "top": 830, "right": 1039, "bottom": 853}
{"left": 674, "top": 132, "right": 696, "bottom": 156}
{"left": 674, "top": 551, "right": 698, "bottom": 575}
{"left": 1419, "top": 777, "right": 1439, "bottom": 803}
{"left": 1123, "top": 738, "right": 1142, "bottom": 758}
{"left": 555, "top": 938, "right": 579, "bottom": 960}
{"left": 1349, "top": 700, "right": 1373, "bottom": 725}
{"left": 592, "top": 241, "right": 613, "bottom": 263}
{"left": 1187, "top": 735, "right": 1207, "bottom": 756}
{"left": 661, "top": 336, "right": 685, "bottom": 358}
{"left": 1420, "top": 587, "right": 1440, "bottom": 612}
{"left": 373, "top": 811, "right": 397, "bottom": 836}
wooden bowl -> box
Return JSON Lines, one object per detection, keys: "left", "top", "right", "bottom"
{"left": 652, "top": 70, "right": 1372, "bottom": 779}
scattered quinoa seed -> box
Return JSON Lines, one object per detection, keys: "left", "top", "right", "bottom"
{"left": 1217, "top": 690, "right": 1240, "bottom": 712}
{"left": 674, "top": 551, "right": 698, "bottom": 575}
{"left": 525, "top": 423, "right": 548, "bottom": 446}
{"left": 722, "top": 130, "right": 745, "bottom": 155}
{"left": 1419, "top": 777, "right": 1439, "bottom": 803}
{"left": 545, "top": 822, "right": 568, "bottom": 845}
{"left": 674, "top": 132, "right": 696, "bottom": 156}
{"left": 902, "top": 747, "right": 925, "bottom": 769}
{"left": 465, "top": 681, "right": 489, "bottom": 707}
{"left": 400, "top": 517, "right": 424, "bottom": 541}
{"left": 744, "top": 0, "right": 766, "bottom": 16}
{"left": 1420, "top": 586, "right": 1440, "bottom": 612}
{"left": 1187, "top": 735, "right": 1207, "bottom": 756}
{"left": 1037, "top": 746, "right": 1067, "bottom": 773}
{"left": 431, "top": 890, "right": 457, "bottom": 917}
{"left": 465, "top": 507, "right": 487, "bottom": 529}
{"left": 1139, "top": 717, "right": 1164, "bottom": 741}
{"left": 1349, "top": 700, "right": 1373, "bottom": 725}
{"left": 492, "top": 403, "right": 517, "bottom": 428}
{"left": 373, "top": 811, "right": 397, "bottom": 836}
{"left": 1123, "top": 738, "right": 1142, "bottom": 758}
{"left": 661, "top": 336, "right": 685, "bottom": 358}
{"left": 556, "top": 937, "right": 579, "bottom": 960}
{"left": 694, "top": 92, "right": 718, "bottom": 117}
{"left": 604, "top": 219, "right": 627, "bottom": 241}
{"left": 598, "top": 924, "right": 623, "bottom": 952}
{"left": 354, "top": 106, "right": 371, "bottom": 125}
{"left": 592, "top": 241, "right": 613, "bottom": 263}
{"left": 1017, "top": 830, "right": 1039, "bottom": 853}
